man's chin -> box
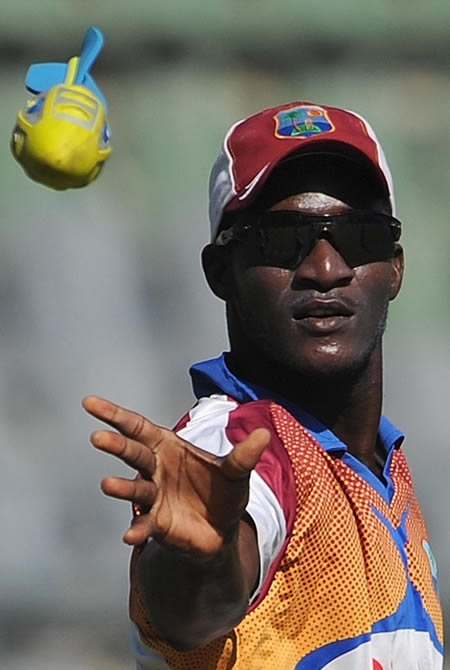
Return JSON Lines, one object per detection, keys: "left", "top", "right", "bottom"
{"left": 286, "top": 349, "right": 375, "bottom": 383}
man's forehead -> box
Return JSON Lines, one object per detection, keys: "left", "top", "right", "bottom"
{"left": 270, "top": 192, "right": 351, "bottom": 213}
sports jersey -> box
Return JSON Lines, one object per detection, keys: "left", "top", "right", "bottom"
{"left": 129, "top": 353, "right": 444, "bottom": 669}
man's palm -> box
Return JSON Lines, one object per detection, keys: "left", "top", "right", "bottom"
{"left": 83, "top": 396, "right": 270, "bottom": 554}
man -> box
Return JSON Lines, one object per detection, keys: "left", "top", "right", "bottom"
{"left": 83, "top": 101, "right": 444, "bottom": 669}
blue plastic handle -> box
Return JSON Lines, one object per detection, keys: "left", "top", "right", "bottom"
{"left": 75, "top": 26, "right": 104, "bottom": 85}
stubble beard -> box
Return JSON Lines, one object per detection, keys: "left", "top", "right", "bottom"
{"left": 228, "top": 298, "right": 390, "bottom": 397}
{"left": 279, "top": 300, "right": 390, "bottom": 386}
{"left": 246, "top": 300, "right": 390, "bottom": 392}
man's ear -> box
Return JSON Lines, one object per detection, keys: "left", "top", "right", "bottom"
{"left": 201, "top": 244, "right": 233, "bottom": 301}
{"left": 389, "top": 244, "right": 404, "bottom": 300}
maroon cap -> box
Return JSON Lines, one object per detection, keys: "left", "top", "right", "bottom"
{"left": 208, "top": 101, "right": 395, "bottom": 240}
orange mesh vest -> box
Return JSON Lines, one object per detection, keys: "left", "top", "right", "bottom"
{"left": 129, "top": 403, "right": 443, "bottom": 669}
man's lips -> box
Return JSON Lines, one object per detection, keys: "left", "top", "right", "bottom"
{"left": 292, "top": 298, "right": 355, "bottom": 320}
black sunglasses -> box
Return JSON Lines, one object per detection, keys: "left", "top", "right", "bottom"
{"left": 215, "top": 209, "right": 402, "bottom": 269}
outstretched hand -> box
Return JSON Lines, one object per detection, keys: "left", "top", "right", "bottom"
{"left": 83, "top": 396, "right": 270, "bottom": 556}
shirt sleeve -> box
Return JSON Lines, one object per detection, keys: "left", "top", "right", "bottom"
{"left": 175, "top": 395, "right": 296, "bottom": 602}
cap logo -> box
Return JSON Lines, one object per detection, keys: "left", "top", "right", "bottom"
{"left": 274, "top": 105, "right": 335, "bottom": 139}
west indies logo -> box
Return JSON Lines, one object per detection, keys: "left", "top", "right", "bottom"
{"left": 273, "top": 105, "right": 335, "bottom": 139}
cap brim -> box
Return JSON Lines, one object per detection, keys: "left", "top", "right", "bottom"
{"left": 230, "top": 139, "right": 392, "bottom": 212}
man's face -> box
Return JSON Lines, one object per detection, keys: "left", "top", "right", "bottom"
{"left": 221, "top": 157, "right": 404, "bottom": 380}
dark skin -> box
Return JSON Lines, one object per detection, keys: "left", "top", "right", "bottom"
{"left": 212, "top": 192, "right": 403, "bottom": 474}
{"left": 83, "top": 155, "right": 404, "bottom": 650}
{"left": 82, "top": 396, "right": 268, "bottom": 650}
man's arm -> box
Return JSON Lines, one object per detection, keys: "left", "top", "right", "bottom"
{"left": 136, "top": 515, "right": 259, "bottom": 650}
{"left": 82, "top": 395, "right": 269, "bottom": 650}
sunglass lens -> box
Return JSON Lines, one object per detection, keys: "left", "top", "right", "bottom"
{"left": 259, "top": 223, "right": 308, "bottom": 268}
{"left": 330, "top": 222, "right": 395, "bottom": 267}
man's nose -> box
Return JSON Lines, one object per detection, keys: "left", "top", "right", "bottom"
{"left": 292, "top": 238, "right": 355, "bottom": 291}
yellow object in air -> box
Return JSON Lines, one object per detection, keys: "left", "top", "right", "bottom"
{"left": 11, "top": 57, "right": 112, "bottom": 190}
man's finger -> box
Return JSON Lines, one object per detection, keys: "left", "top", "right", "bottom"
{"left": 83, "top": 395, "right": 163, "bottom": 443}
{"left": 123, "top": 514, "right": 155, "bottom": 546}
{"left": 101, "top": 476, "right": 157, "bottom": 506}
{"left": 91, "top": 430, "right": 156, "bottom": 475}
{"left": 221, "top": 428, "right": 271, "bottom": 480}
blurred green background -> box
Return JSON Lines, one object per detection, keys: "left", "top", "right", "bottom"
{"left": 0, "top": 2, "right": 448, "bottom": 667}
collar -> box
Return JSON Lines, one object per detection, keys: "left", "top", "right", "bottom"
{"left": 189, "top": 353, "right": 404, "bottom": 455}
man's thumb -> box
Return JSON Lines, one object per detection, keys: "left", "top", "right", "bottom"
{"left": 221, "top": 428, "right": 270, "bottom": 479}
